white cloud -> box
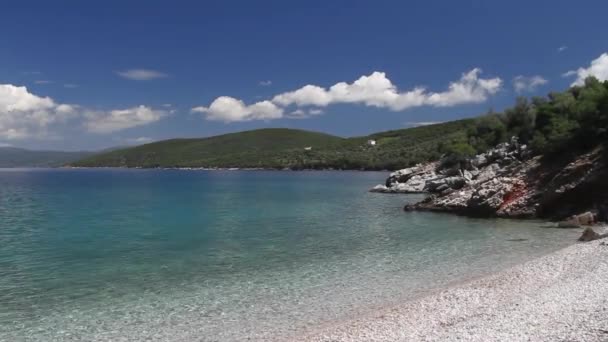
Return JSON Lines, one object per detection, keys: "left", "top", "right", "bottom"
{"left": 273, "top": 69, "right": 501, "bottom": 110}
{"left": 259, "top": 80, "right": 272, "bottom": 86}
{"left": 194, "top": 69, "right": 502, "bottom": 122}
{"left": 0, "top": 83, "right": 167, "bottom": 139}
{"left": 0, "top": 84, "right": 77, "bottom": 139}
{"left": 565, "top": 53, "right": 608, "bottom": 86}
{"left": 423, "top": 69, "right": 502, "bottom": 107}
{"left": 116, "top": 69, "right": 168, "bottom": 81}
{"left": 309, "top": 108, "right": 324, "bottom": 115}
{"left": 558, "top": 46, "right": 568, "bottom": 52}
{"left": 512, "top": 75, "right": 548, "bottom": 93}
{"left": 273, "top": 84, "right": 333, "bottom": 107}
{"left": 64, "top": 84, "right": 79, "bottom": 88}
{"left": 34, "top": 80, "right": 53, "bottom": 85}
{"left": 192, "top": 96, "right": 283, "bottom": 122}
{"left": 85, "top": 105, "right": 168, "bottom": 133}
{"left": 124, "top": 136, "right": 154, "bottom": 144}
{"left": 288, "top": 109, "right": 306, "bottom": 116}
{"left": 404, "top": 121, "right": 443, "bottom": 127}
{"left": 286, "top": 108, "right": 325, "bottom": 119}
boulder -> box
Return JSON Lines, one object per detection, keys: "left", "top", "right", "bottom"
{"left": 577, "top": 211, "right": 596, "bottom": 225}
{"left": 444, "top": 176, "right": 467, "bottom": 190}
{"left": 386, "top": 165, "right": 423, "bottom": 186}
{"left": 462, "top": 169, "right": 473, "bottom": 181}
{"left": 471, "top": 154, "right": 488, "bottom": 168}
{"left": 558, "top": 212, "right": 596, "bottom": 227}
{"left": 466, "top": 177, "right": 515, "bottom": 215}
{"left": 474, "top": 163, "right": 500, "bottom": 184}
{"left": 578, "top": 227, "right": 602, "bottom": 242}
{"left": 435, "top": 184, "right": 449, "bottom": 192}
{"left": 424, "top": 179, "right": 447, "bottom": 192}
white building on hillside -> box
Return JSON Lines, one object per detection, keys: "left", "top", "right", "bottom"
{"left": 367, "top": 139, "right": 377, "bottom": 146}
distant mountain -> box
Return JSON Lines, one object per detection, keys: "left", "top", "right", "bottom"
{"left": 0, "top": 147, "right": 95, "bottom": 167}
{"left": 70, "top": 121, "right": 475, "bottom": 170}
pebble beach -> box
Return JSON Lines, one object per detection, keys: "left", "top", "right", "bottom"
{"left": 302, "top": 237, "right": 608, "bottom": 342}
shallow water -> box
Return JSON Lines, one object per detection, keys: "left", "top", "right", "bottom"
{"left": 0, "top": 169, "right": 579, "bottom": 341}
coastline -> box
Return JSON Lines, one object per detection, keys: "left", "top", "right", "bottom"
{"left": 300, "top": 237, "right": 608, "bottom": 342}
{"left": 62, "top": 165, "right": 393, "bottom": 172}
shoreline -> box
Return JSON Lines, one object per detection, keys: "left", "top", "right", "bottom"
{"left": 300, "top": 237, "right": 608, "bottom": 342}
{"left": 62, "top": 166, "right": 393, "bottom": 172}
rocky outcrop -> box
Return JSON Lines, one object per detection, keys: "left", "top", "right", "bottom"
{"left": 374, "top": 137, "right": 608, "bottom": 221}
{"left": 370, "top": 162, "right": 439, "bottom": 193}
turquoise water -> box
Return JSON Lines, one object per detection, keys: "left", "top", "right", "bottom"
{"left": 0, "top": 169, "right": 579, "bottom": 341}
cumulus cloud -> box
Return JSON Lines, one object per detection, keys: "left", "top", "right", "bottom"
{"left": 0, "top": 83, "right": 167, "bottom": 139}
{"left": 85, "top": 105, "right": 168, "bottom": 133}
{"left": 194, "top": 69, "right": 502, "bottom": 122}
{"left": 423, "top": 69, "right": 502, "bottom": 107}
{"left": 512, "top": 75, "right": 548, "bottom": 93}
{"left": 192, "top": 96, "right": 283, "bottom": 122}
{"left": 116, "top": 69, "right": 168, "bottom": 81}
{"left": 0, "top": 84, "right": 76, "bottom": 139}
{"left": 273, "top": 69, "right": 501, "bottom": 110}
{"left": 564, "top": 53, "right": 608, "bottom": 86}
{"left": 259, "top": 80, "right": 272, "bottom": 86}
{"left": 558, "top": 46, "right": 568, "bottom": 52}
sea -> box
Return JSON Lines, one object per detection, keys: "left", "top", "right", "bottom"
{"left": 0, "top": 168, "right": 579, "bottom": 341}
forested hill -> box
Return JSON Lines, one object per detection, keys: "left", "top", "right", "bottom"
{"left": 70, "top": 122, "right": 475, "bottom": 170}
{"left": 0, "top": 147, "right": 93, "bottom": 167}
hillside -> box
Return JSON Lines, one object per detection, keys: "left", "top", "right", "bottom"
{"left": 0, "top": 147, "right": 94, "bottom": 168}
{"left": 71, "top": 121, "right": 476, "bottom": 170}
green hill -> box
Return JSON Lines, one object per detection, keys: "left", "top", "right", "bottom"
{"left": 0, "top": 147, "right": 94, "bottom": 167}
{"left": 70, "top": 122, "right": 475, "bottom": 170}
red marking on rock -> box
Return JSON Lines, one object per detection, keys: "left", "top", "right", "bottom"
{"left": 501, "top": 181, "right": 526, "bottom": 209}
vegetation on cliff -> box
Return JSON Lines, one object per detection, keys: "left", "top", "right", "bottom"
{"left": 443, "top": 77, "right": 608, "bottom": 159}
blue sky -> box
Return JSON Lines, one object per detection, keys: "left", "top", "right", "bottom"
{"left": 1, "top": 0, "right": 607, "bottom": 150}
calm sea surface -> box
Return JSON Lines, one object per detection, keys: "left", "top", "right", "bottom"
{"left": 0, "top": 169, "right": 579, "bottom": 341}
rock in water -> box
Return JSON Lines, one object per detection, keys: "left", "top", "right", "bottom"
{"left": 578, "top": 227, "right": 601, "bottom": 242}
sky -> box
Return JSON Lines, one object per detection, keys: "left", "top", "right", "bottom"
{"left": 1, "top": 0, "right": 608, "bottom": 151}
